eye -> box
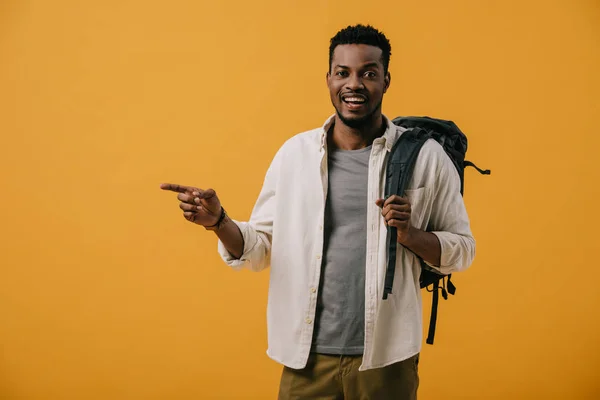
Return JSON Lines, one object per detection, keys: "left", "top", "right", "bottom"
{"left": 335, "top": 70, "right": 349, "bottom": 77}
{"left": 364, "top": 71, "right": 377, "bottom": 78}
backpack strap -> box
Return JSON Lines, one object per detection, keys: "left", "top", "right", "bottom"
{"left": 426, "top": 279, "right": 440, "bottom": 344}
{"left": 424, "top": 272, "right": 456, "bottom": 344}
{"left": 464, "top": 160, "right": 491, "bottom": 175}
{"left": 382, "top": 128, "right": 430, "bottom": 300}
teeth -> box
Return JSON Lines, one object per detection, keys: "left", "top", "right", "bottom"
{"left": 344, "top": 97, "right": 365, "bottom": 103}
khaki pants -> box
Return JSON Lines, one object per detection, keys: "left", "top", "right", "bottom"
{"left": 278, "top": 353, "right": 419, "bottom": 400}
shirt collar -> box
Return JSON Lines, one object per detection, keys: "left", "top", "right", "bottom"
{"left": 319, "top": 114, "right": 400, "bottom": 152}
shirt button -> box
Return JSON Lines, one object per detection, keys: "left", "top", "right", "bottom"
{"left": 305, "top": 318, "right": 312, "bottom": 324}
{"left": 310, "top": 287, "right": 317, "bottom": 294}
{"left": 319, "top": 225, "right": 323, "bottom": 231}
{"left": 316, "top": 255, "right": 321, "bottom": 260}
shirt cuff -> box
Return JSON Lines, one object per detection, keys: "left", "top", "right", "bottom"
{"left": 217, "top": 220, "right": 258, "bottom": 269}
{"left": 427, "top": 231, "right": 474, "bottom": 274}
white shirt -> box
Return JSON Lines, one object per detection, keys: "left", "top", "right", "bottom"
{"left": 217, "top": 115, "right": 475, "bottom": 371}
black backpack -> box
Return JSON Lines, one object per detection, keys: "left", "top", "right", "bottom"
{"left": 383, "top": 116, "right": 490, "bottom": 344}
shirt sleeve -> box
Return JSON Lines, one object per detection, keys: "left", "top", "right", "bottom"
{"left": 424, "top": 142, "right": 476, "bottom": 275}
{"left": 217, "top": 148, "right": 281, "bottom": 272}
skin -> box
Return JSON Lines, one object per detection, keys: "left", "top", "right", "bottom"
{"left": 326, "top": 44, "right": 390, "bottom": 150}
{"left": 159, "top": 183, "right": 244, "bottom": 259}
{"left": 376, "top": 196, "right": 441, "bottom": 266}
{"left": 161, "top": 43, "right": 441, "bottom": 266}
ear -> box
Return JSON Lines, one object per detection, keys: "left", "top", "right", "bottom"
{"left": 383, "top": 72, "right": 391, "bottom": 93}
{"left": 384, "top": 74, "right": 390, "bottom": 92}
{"left": 326, "top": 71, "right": 331, "bottom": 88}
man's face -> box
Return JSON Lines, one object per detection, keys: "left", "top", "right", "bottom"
{"left": 327, "top": 44, "right": 390, "bottom": 129}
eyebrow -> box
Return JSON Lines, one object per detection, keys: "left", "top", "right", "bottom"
{"left": 335, "top": 62, "right": 381, "bottom": 70}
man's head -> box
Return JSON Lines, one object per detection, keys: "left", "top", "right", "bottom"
{"left": 327, "top": 25, "right": 392, "bottom": 129}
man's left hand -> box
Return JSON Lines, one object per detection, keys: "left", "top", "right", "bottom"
{"left": 376, "top": 195, "right": 413, "bottom": 243}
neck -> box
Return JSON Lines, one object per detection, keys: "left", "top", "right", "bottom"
{"left": 329, "top": 114, "right": 386, "bottom": 150}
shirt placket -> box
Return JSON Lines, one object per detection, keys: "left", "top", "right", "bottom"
{"left": 363, "top": 138, "right": 387, "bottom": 361}
{"left": 300, "top": 142, "right": 329, "bottom": 363}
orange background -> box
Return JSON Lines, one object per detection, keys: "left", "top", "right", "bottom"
{"left": 1, "top": 0, "right": 599, "bottom": 399}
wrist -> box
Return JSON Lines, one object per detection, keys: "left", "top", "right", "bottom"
{"left": 204, "top": 207, "right": 227, "bottom": 231}
{"left": 397, "top": 226, "right": 418, "bottom": 247}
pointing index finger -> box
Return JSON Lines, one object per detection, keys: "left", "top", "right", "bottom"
{"left": 160, "top": 183, "right": 195, "bottom": 193}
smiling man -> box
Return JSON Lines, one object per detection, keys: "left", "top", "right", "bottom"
{"left": 161, "top": 24, "right": 475, "bottom": 400}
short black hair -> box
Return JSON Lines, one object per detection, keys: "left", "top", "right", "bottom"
{"left": 328, "top": 24, "right": 392, "bottom": 73}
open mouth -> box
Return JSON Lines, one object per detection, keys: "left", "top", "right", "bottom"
{"left": 341, "top": 94, "right": 367, "bottom": 110}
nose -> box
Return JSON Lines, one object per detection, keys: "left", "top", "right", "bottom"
{"left": 345, "top": 73, "right": 365, "bottom": 91}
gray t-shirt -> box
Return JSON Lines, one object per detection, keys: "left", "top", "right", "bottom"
{"left": 311, "top": 145, "right": 371, "bottom": 355}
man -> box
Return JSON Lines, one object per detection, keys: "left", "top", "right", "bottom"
{"left": 161, "top": 24, "right": 475, "bottom": 400}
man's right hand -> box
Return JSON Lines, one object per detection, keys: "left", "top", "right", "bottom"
{"left": 160, "top": 183, "right": 222, "bottom": 227}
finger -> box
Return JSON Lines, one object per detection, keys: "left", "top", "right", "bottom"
{"left": 192, "top": 188, "right": 216, "bottom": 199}
{"left": 183, "top": 211, "right": 197, "bottom": 223}
{"left": 384, "top": 195, "right": 410, "bottom": 207}
{"left": 382, "top": 203, "right": 411, "bottom": 216}
{"left": 179, "top": 202, "right": 200, "bottom": 212}
{"left": 177, "top": 193, "right": 200, "bottom": 204}
{"left": 378, "top": 197, "right": 406, "bottom": 208}
{"left": 383, "top": 207, "right": 408, "bottom": 220}
{"left": 383, "top": 211, "right": 411, "bottom": 221}
{"left": 160, "top": 183, "right": 194, "bottom": 193}
{"left": 387, "top": 219, "right": 409, "bottom": 230}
